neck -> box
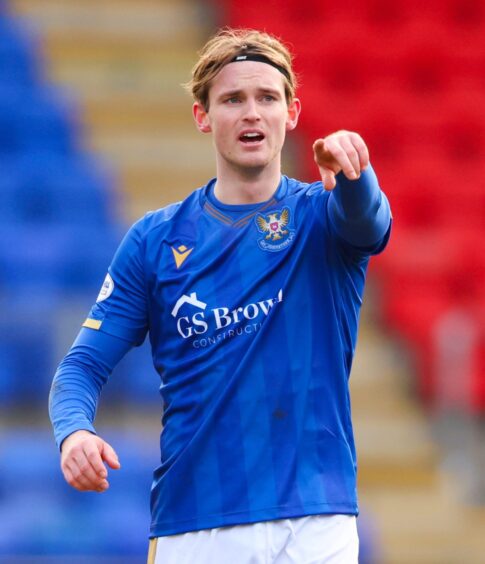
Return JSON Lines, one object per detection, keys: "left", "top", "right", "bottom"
{"left": 213, "top": 159, "right": 282, "bottom": 205}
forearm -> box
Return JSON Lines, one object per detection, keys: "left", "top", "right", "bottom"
{"left": 328, "top": 163, "right": 391, "bottom": 248}
{"left": 49, "top": 328, "right": 132, "bottom": 448}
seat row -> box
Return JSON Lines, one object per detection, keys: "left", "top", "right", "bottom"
{"left": 0, "top": 429, "right": 158, "bottom": 556}
{"left": 0, "top": 154, "right": 118, "bottom": 226}
{"left": 0, "top": 299, "right": 160, "bottom": 408}
{"left": 222, "top": 0, "right": 485, "bottom": 30}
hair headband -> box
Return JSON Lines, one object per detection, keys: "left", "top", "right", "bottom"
{"left": 230, "top": 52, "right": 291, "bottom": 82}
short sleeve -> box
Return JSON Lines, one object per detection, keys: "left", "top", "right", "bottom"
{"left": 83, "top": 218, "right": 148, "bottom": 345}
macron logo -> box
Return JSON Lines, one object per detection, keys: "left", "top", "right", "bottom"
{"left": 171, "top": 292, "right": 207, "bottom": 317}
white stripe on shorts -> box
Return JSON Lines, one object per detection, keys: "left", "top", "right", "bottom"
{"left": 148, "top": 514, "right": 358, "bottom": 564}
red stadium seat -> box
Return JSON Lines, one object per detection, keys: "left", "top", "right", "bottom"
{"left": 361, "top": 0, "right": 485, "bottom": 28}
{"left": 379, "top": 157, "right": 485, "bottom": 230}
{"left": 376, "top": 224, "right": 484, "bottom": 406}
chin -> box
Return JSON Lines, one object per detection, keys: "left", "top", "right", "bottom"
{"left": 240, "top": 161, "right": 270, "bottom": 175}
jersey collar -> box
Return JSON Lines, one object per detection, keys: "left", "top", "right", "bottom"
{"left": 200, "top": 176, "right": 288, "bottom": 228}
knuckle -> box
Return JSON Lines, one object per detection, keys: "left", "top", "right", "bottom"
{"left": 87, "top": 450, "right": 99, "bottom": 462}
{"left": 78, "top": 462, "right": 90, "bottom": 473}
{"left": 71, "top": 467, "right": 81, "bottom": 479}
{"left": 71, "top": 445, "right": 83, "bottom": 457}
{"left": 330, "top": 144, "right": 344, "bottom": 156}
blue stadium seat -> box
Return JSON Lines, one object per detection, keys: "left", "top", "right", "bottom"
{"left": 0, "top": 154, "right": 120, "bottom": 226}
{"left": 0, "top": 85, "right": 78, "bottom": 155}
{"left": 0, "top": 300, "right": 59, "bottom": 407}
{"left": 0, "top": 429, "right": 157, "bottom": 557}
{"left": 0, "top": 224, "right": 122, "bottom": 296}
{"left": 0, "top": 10, "right": 158, "bottom": 415}
{"left": 0, "top": 16, "right": 40, "bottom": 87}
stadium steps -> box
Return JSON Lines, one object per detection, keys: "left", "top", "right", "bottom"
{"left": 10, "top": 0, "right": 216, "bottom": 219}
{"left": 352, "top": 305, "right": 485, "bottom": 563}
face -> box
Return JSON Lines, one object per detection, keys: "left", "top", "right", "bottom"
{"left": 193, "top": 61, "right": 300, "bottom": 177}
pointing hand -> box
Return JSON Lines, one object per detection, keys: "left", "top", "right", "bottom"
{"left": 313, "top": 130, "right": 370, "bottom": 190}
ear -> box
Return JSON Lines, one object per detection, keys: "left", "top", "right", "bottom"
{"left": 193, "top": 102, "right": 212, "bottom": 133}
{"left": 286, "top": 98, "right": 301, "bottom": 132}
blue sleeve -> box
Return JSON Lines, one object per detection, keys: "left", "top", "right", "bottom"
{"left": 327, "top": 163, "right": 391, "bottom": 253}
{"left": 50, "top": 217, "right": 150, "bottom": 449}
{"left": 49, "top": 328, "right": 133, "bottom": 449}
{"left": 83, "top": 218, "right": 149, "bottom": 344}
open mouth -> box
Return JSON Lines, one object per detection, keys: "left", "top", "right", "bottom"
{"left": 239, "top": 132, "right": 265, "bottom": 144}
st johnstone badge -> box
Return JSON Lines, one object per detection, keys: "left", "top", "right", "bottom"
{"left": 255, "top": 207, "right": 295, "bottom": 252}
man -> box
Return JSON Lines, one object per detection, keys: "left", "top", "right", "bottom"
{"left": 50, "top": 28, "right": 391, "bottom": 563}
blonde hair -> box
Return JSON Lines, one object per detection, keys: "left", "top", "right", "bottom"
{"left": 186, "top": 28, "right": 297, "bottom": 110}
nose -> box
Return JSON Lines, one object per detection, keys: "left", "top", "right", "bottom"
{"left": 243, "top": 98, "right": 261, "bottom": 121}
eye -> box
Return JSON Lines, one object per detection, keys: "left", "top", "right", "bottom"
{"left": 225, "top": 96, "right": 241, "bottom": 104}
{"left": 262, "top": 94, "right": 276, "bottom": 102}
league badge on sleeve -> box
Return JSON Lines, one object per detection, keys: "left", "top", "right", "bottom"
{"left": 96, "top": 273, "right": 114, "bottom": 302}
{"left": 255, "top": 207, "right": 295, "bottom": 252}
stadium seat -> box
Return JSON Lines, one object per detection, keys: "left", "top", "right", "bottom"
{"left": 0, "top": 16, "right": 40, "bottom": 87}
{"left": 0, "top": 429, "right": 157, "bottom": 556}
{"left": 438, "top": 86, "right": 485, "bottom": 162}
{"left": 360, "top": 0, "right": 485, "bottom": 27}
{"left": 0, "top": 223, "right": 122, "bottom": 296}
{"left": 380, "top": 156, "right": 485, "bottom": 230}
{"left": 0, "top": 85, "right": 78, "bottom": 156}
{"left": 0, "top": 302, "right": 55, "bottom": 407}
{"left": 0, "top": 154, "right": 119, "bottom": 226}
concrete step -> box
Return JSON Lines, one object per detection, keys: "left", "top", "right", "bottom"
{"left": 352, "top": 307, "right": 485, "bottom": 562}
{"left": 88, "top": 130, "right": 213, "bottom": 169}
{"left": 116, "top": 169, "right": 215, "bottom": 220}
{"left": 83, "top": 98, "right": 192, "bottom": 130}
{"left": 42, "top": 42, "right": 198, "bottom": 64}
{"left": 12, "top": 0, "right": 201, "bottom": 103}
{"left": 360, "top": 488, "right": 485, "bottom": 563}
{"left": 12, "top": 0, "right": 205, "bottom": 44}
{"left": 43, "top": 54, "right": 195, "bottom": 109}
{"left": 354, "top": 414, "right": 438, "bottom": 465}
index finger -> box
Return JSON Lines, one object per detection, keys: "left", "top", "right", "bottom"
{"left": 349, "top": 132, "right": 370, "bottom": 171}
{"left": 323, "top": 138, "right": 359, "bottom": 180}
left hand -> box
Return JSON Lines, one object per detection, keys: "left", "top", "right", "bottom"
{"left": 313, "top": 130, "right": 370, "bottom": 191}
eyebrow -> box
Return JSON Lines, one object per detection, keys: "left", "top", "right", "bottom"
{"left": 217, "top": 87, "right": 283, "bottom": 101}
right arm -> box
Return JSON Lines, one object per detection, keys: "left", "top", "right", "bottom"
{"left": 50, "top": 218, "right": 149, "bottom": 492}
{"left": 49, "top": 327, "right": 133, "bottom": 492}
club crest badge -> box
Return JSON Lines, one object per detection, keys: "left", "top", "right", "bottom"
{"left": 96, "top": 273, "right": 114, "bottom": 303}
{"left": 255, "top": 207, "right": 295, "bottom": 252}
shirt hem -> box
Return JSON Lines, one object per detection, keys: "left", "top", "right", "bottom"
{"left": 149, "top": 502, "right": 358, "bottom": 538}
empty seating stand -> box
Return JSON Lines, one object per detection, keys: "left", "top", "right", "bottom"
{"left": 0, "top": 429, "right": 158, "bottom": 557}
{"left": 0, "top": 13, "right": 141, "bottom": 408}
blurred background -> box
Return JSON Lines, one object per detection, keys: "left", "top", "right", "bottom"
{"left": 0, "top": 0, "right": 484, "bottom": 562}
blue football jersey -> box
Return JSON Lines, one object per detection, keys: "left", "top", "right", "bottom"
{"left": 57, "top": 170, "right": 391, "bottom": 537}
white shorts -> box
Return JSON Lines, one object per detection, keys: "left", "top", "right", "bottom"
{"left": 148, "top": 514, "right": 358, "bottom": 564}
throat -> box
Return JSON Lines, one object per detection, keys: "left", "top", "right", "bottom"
{"left": 213, "top": 176, "right": 281, "bottom": 205}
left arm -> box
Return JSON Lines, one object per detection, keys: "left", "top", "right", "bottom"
{"left": 313, "top": 130, "right": 391, "bottom": 248}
